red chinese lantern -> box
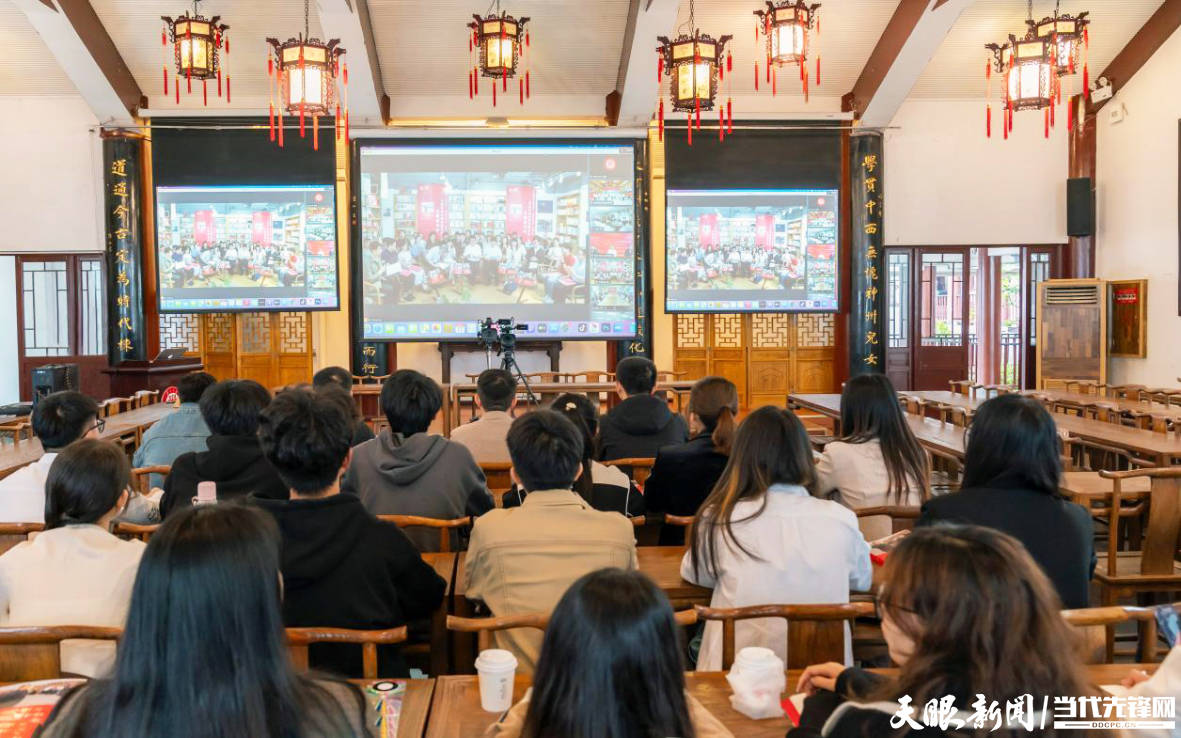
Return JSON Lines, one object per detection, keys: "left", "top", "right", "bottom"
{"left": 160, "top": 0, "right": 229, "bottom": 106}
{"left": 265, "top": 0, "right": 348, "bottom": 149}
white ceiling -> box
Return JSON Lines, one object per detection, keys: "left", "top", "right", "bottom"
{"left": 0, "top": 0, "right": 76, "bottom": 95}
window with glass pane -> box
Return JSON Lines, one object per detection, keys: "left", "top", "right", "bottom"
{"left": 886, "top": 252, "right": 909, "bottom": 348}
{"left": 1028, "top": 253, "right": 1050, "bottom": 347}
{"left": 21, "top": 261, "right": 70, "bottom": 358}
{"left": 920, "top": 253, "right": 964, "bottom": 347}
{"left": 79, "top": 258, "right": 106, "bottom": 356}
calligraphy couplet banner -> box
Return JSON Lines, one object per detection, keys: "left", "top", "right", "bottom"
{"left": 849, "top": 133, "right": 885, "bottom": 376}
{"left": 104, "top": 136, "right": 147, "bottom": 365}
{"left": 353, "top": 341, "right": 391, "bottom": 378}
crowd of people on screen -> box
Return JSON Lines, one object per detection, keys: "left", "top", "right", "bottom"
{"left": 0, "top": 355, "right": 1171, "bottom": 736}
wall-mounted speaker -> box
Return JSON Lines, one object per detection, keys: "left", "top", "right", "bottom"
{"left": 1067, "top": 177, "right": 1094, "bottom": 237}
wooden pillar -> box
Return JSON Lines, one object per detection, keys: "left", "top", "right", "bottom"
{"left": 1066, "top": 94, "right": 1096, "bottom": 279}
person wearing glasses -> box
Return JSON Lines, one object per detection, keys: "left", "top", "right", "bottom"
{"left": 0, "top": 391, "right": 103, "bottom": 523}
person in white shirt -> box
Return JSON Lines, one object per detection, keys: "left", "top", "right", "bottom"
{"left": 0, "top": 439, "right": 145, "bottom": 676}
{"left": 814, "top": 374, "right": 930, "bottom": 541}
{"left": 450, "top": 369, "right": 516, "bottom": 464}
{"left": 0, "top": 391, "right": 101, "bottom": 524}
{"left": 682, "top": 406, "right": 872, "bottom": 671}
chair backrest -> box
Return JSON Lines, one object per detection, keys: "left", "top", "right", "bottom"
{"left": 447, "top": 610, "right": 698, "bottom": 653}
{"left": 352, "top": 373, "right": 392, "bottom": 386}
{"left": 947, "top": 380, "right": 973, "bottom": 396}
{"left": 1107, "top": 384, "right": 1146, "bottom": 400}
{"left": 1082, "top": 402, "right": 1121, "bottom": 424}
{"left": 112, "top": 522, "right": 160, "bottom": 542}
{"left": 694, "top": 601, "right": 875, "bottom": 670}
{"left": 130, "top": 465, "right": 171, "bottom": 495}
{"left": 565, "top": 371, "right": 614, "bottom": 384}
{"left": 928, "top": 402, "right": 970, "bottom": 427}
{"left": 0, "top": 522, "right": 44, "bottom": 556}
{"left": 898, "top": 395, "right": 925, "bottom": 415}
{"left": 479, "top": 462, "right": 514, "bottom": 498}
{"left": 1100, "top": 468, "right": 1181, "bottom": 578}
{"left": 854, "top": 506, "right": 921, "bottom": 535}
{"left": 285, "top": 626, "right": 407, "bottom": 680}
{"left": 1060, "top": 605, "right": 1160, "bottom": 664}
{"left": 1070, "top": 436, "right": 1155, "bottom": 472}
{"left": 0, "top": 625, "right": 122, "bottom": 681}
{"left": 376, "top": 514, "right": 471, "bottom": 553}
{"left": 98, "top": 397, "right": 134, "bottom": 418}
{"left": 601, "top": 457, "right": 656, "bottom": 488}
{"left": 656, "top": 371, "right": 687, "bottom": 382}
{"left": 132, "top": 389, "right": 160, "bottom": 407}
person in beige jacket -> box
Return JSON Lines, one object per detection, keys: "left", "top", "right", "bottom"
{"left": 465, "top": 411, "right": 637, "bottom": 673}
{"left": 487, "top": 569, "right": 732, "bottom": 738}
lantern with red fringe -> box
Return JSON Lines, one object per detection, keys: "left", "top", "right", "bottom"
{"left": 654, "top": 0, "right": 732, "bottom": 145}
{"left": 161, "top": 0, "right": 229, "bottom": 106}
{"left": 1030, "top": 3, "right": 1089, "bottom": 80}
{"left": 468, "top": 4, "right": 530, "bottom": 106}
{"left": 753, "top": 0, "right": 820, "bottom": 100}
{"left": 265, "top": 0, "right": 347, "bottom": 151}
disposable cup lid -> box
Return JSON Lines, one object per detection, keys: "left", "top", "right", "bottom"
{"left": 475, "top": 649, "right": 518, "bottom": 671}
{"left": 734, "top": 647, "right": 780, "bottom": 667}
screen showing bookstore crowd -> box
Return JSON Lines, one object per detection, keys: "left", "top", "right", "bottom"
{"left": 666, "top": 189, "right": 839, "bottom": 312}
{"left": 358, "top": 143, "right": 637, "bottom": 341}
{"left": 156, "top": 185, "right": 339, "bottom": 311}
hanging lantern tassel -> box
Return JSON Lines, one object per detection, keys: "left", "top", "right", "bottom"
{"left": 1050, "top": 93, "right": 1056, "bottom": 129}
{"left": 313, "top": 115, "right": 320, "bottom": 151}
{"left": 718, "top": 107, "right": 724, "bottom": 142}
{"left": 526, "top": 70, "right": 530, "bottom": 98}
{"left": 727, "top": 97, "right": 733, "bottom": 134}
{"left": 161, "top": 26, "right": 169, "bottom": 96}
{"left": 803, "top": 65, "right": 809, "bottom": 103}
{"left": 754, "top": 60, "right": 759, "bottom": 91}
{"left": 226, "top": 75, "right": 231, "bottom": 103}
{"left": 217, "top": 67, "right": 223, "bottom": 98}
{"left": 695, "top": 95, "right": 701, "bottom": 130}
{"left": 658, "top": 98, "right": 664, "bottom": 141}
{"left": 1003, "top": 105, "right": 1009, "bottom": 140}
{"left": 468, "top": 70, "right": 473, "bottom": 99}
{"left": 772, "top": 66, "right": 777, "bottom": 96}
{"left": 657, "top": 53, "right": 662, "bottom": 83}
{"left": 1044, "top": 106, "right": 1049, "bottom": 139}
{"left": 986, "top": 104, "right": 992, "bottom": 138}
{"left": 278, "top": 106, "right": 285, "bottom": 148}
{"left": 163, "top": 66, "right": 169, "bottom": 97}
{"left": 519, "top": 77, "right": 524, "bottom": 105}
{"left": 1067, "top": 97, "right": 1073, "bottom": 131}
{"left": 335, "top": 103, "right": 341, "bottom": 140}
{"left": 816, "top": 54, "right": 821, "bottom": 86}
{"left": 202, "top": 78, "right": 208, "bottom": 106}
{"left": 474, "top": 66, "right": 479, "bottom": 96}
{"left": 727, "top": 50, "right": 732, "bottom": 74}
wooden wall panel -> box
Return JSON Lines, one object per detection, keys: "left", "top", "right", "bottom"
{"left": 197, "top": 312, "right": 313, "bottom": 388}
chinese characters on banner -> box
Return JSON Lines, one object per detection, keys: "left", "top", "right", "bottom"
{"left": 849, "top": 133, "right": 884, "bottom": 374}
{"left": 104, "top": 137, "right": 146, "bottom": 364}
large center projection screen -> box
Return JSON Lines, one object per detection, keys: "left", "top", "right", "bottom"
{"left": 357, "top": 143, "right": 638, "bottom": 341}
{"left": 665, "top": 189, "right": 839, "bottom": 313}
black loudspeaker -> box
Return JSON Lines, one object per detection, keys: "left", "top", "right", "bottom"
{"left": 1067, "top": 177, "right": 1094, "bottom": 237}
{"left": 30, "top": 364, "right": 79, "bottom": 406}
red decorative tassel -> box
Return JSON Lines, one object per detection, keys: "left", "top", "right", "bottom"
{"left": 772, "top": 66, "right": 777, "bottom": 96}
{"left": 162, "top": 28, "right": 166, "bottom": 47}
{"left": 687, "top": 113, "right": 692, "bottom": 146}
{"left": 187, "top": 69, "right": 191, "bottom": 94}
{"left": 755, "top": 18, "right": 759, "bottom": 43}
{"left": 727, "top": 98, "right": 733, "bottom": 134}
{"left": 986, "top": 104, "right": 992, "bottom": 138}
{"left": 474, "top": 67, "right": 479, "bottom": 96}
{"left": 1082, "top": 64, "right": 1089, "bottom": 95}
{"left": 343, "top": 63, "right": 349, "bottom": 86}
{"left": 658, "top": 99, "right": 664, "bottom": 141}
{"left": 300, "top": 103, "right": 306, "bottom": 138}
{"left": 1044, "top": 107, "right": 1049, "bottom": 138}
{"left": 225, "top": 37, "right": 229, "bottom": 54}
{"left": 468, "top": 70, "right": 473, "bottom": 99}
{"left": 804, "top": 66, "right": 809, "bottom": 102}
{"left": 657, "top": 54, "right": 662, "bottom": 83}
{"left": 502, "top": 72, "right": 507, "bottom": 92}
{"left": 816, "top": 55, "right": 821, "bottom": 86}
{"left": 313, "top": 115, "right": 319, "bottom": 151}
{"left": 1003, "top": 107, "right": 1009, "bottom": 140}
{"left": 345, "top": 109, "right": 350, "bottom": 141}
{"left": 217, "top": 68, "right": 222, "bottom": 97}
{"left": 526, "top": 31, "right": 530, "bottom": 48}
{"left": 519, "top": 78, "right": 524, "bottom": 105}
{"left": 269, "top": 57, "right": 274, "bottom": 76}
{"left": 766, "top": 56, "right": 771, "bottom": 83}
{"left": 278, "top": 109, "right": 285, "bottom": 148}
{"left": 525, "top": 71, "right": 530, "bottom": 98}
{"left": 1050, "top": 96, "right": 1055, "bottom": 128}
{"left": 719, "top": 63, "right": 724, "bottom": 83}
{"left": 695, "top": 96, "right": 700, "bottom": 129}
{"left": 718, "top": 108, "right": 724, "bottom": 141}
{"left": 727, "top": 52, "right": 732, "bottom": 73}
{"left": 269, "top": 103, "right": 276, "bottom": 141}
{"left": 226, "top": 75, "right": 231, "bottom": 103}
{"left": 163, "top": 67, "right": 169, "bottom": 96}
{"left": 754, "top": 61, "right": 759, "bottom": 91}
{"left": 202, "top": 78, "right": 207, "bottom": 106}
{"left": 175, "top": 78, "right": 180, "bottom": 104}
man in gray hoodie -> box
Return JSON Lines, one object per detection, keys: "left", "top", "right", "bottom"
{"left": 342, "top": 370, "right": 493, "bottom": 552}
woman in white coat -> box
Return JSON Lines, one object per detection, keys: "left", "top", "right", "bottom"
{"left": 682, "top": 407, "right": 872, "bottom": 671}
{"left": 0, "top": 439, "right": 144, "bottom": 677}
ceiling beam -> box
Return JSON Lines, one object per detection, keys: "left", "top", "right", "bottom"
{"left": 843, "top": 0, "right": 973, "bottom": 128}
{"left": 316, "top": 0, "right": 389, "bottom": 125}
{"left": 611, "top": 0, "right": 680, "bottom": 128}
{"left": 1089, "top": 0, "right": 1181, "bottom": 112}
{"left": 13, "top": 0, "right": 143, "bottom": 123}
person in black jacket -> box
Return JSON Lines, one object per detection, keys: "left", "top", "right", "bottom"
{"left": 253, "top": 387, "right": 445, "bottom": 678}
{"left": 917, "top": 394, "right": 1094, "bottom": 609}
{"left": 789, "top": 526, "right": 1108, "bottom": 738}
{"left": 161, "top": 380, "right": 288, "bottom": 517}
{"left": 312, "top": 366, "right": 375, "bottom": 447}
{"left": 595, "top": 356, "right": 689, "bottom": 461}
{"left": 642, "top": 376, "right": 737, "bottom": 545}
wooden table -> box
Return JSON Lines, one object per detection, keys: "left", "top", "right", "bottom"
{"left": 1032, "top": 389, "right": 1181, "bottom": 420}
{"left": 1060, "top": 471, "right": 1152, "bottom": 505}
{"left": 422, "top": 553, "right": 456, "bottom": 677}
{"left": 354, "top": 678, "right": 434, "bottom": 737}
{"left": 788, "top": 394, "right": 967, "bottom": 460}
{"left": 422, "top": 665, "right": 1156, "bottom": 738}
{"left": 0, "top": 403, "right": 175, "bottom": 480}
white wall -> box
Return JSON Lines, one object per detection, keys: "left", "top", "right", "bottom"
{"left": 396, "top": 340, "right": 609, "bottom": 385}
{"left": 884, "top": 99, "right": 1068, "bottom": 246}
{"left": 1095, "top": 26, "right": 1181, "bottom": 387}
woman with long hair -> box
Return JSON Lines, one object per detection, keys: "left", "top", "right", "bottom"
{"left": 682, "top": 406, "right": 871, "bottom": 671}
{"left": 38, "top": 504, "right": 373, "bottom": 738}
{"left": 488, "top": 568, "right": 730, "bottom": 738}
{"left": 644, "top": 376, "right": 738, "bottom": 544}
{"left": 791, "top": 525, "right": 1112, "bottom": 738}
{"left": 503, "top": 393, "right": 643, "bottom": 516}
{"left": 918, "top": 394, "right": 1094, "bottom": 608}
{"left": 816, "top": 374, "right": 930, "bottom": 540}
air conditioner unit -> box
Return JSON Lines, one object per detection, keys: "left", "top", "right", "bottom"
{"left": 1036, "top": 279, "right": 1106, "bottom": 390}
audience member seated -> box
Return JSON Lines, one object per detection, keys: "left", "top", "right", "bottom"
{"left": 815, "top": 374, "right": 930, "bottom": 540}
{"left": 644, "top": 376, "right": 737, "bottom": 544}
{"left": 0, "top": 440, "right": 143, "bottom": 677}
{"left": 253, "top": 388, "right": 445, "bottom": 678}
{"left": 0, "top": 391, "right": 100, "bottom": 523}
{"left": 37, "top": 504, "right": 375, "bottom": 737}
{"left": 466, "top": 410, "right": 637, "bottom": 673}
{"left": 489, "top": 568, "right": 731, "bottom": 738}
{"left": 342, "top": 370, "right": 492, "bottom": 552}
{"left": 132, "top": 371, "right": 215, "bottom": 488}
{"left": 503, "top": 393, "right": 643, "bottom": 517}
{"left": 312, "top": 366, "right": 375, "bottom": 447}
{"left": 789, "top": 525, "right": 1108, "bottom": 737}
{"left": 450, "top": 368, "right": 517, "bottom": 463}
{"left": 683, "top": 406, "right": 871, "bottom": 671}
{"left": 918, "top": 394, "right": 1094, "bottom": 609}
{"left": 160, "top": 380, "right": 288, "bottom": 517}
{"left": 595, "top": 356, "right": 688, "bottom": 461}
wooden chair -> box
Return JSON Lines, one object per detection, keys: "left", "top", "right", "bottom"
{"left": 564, "top": 371, "right": 614, "bottom": 384}
{"left": 1107, "top": 384, "right": 1146, "bottom": 400}
{"left": 130, "top": 465, "right": 171, "bottom": 495}
{"left": 351, "top": 373, "right": 392, "bottom": 386}
{"left": 131, "top": 389, "right": 159, "bottom": 407}
{"left": 111, "top": 522, "right": 159, "bottom": 542}
{"left": 285, "top": 626, "right": 408, "bottom": 680}
{"left": 898, "top": 395, "right": 925, "bottom": 415}
{"left": 854, "top": 506, "right": 921, "bottom": 535}
{"left": 0, "top": 625, "right": 121, "bottom": 681}
{"left": 1064, "top": 380, "right": 1105, "bottom": 396}
{"left": 0, "top": 522, "right": 43, "bottom": 556}
{"left": 1060, "top": 605, "right": 1160, "bottom": 664}
{"left": 657, "top": 371, "right": 687, "bottom": 382}
{"left": 1093, "top": 468, "right": 1181, "bottom": 661}
{"left": 377, "top": 515, "right": 471, "bottom": 553}
{"left": 948, "top": 380, "right": 973, "bottom": 396}
{"left": 0, "top": 419, "right": 32, "bottom": 444}
{"left": 693, "top": 602, "right": 875, "bottom": 670}
{"left": 447, "top": 609, "right": 698, "bottom": 653}
{"left": 98, "top": 397, "right": 133, "bottom": 418}
{"left": 928, "top": 402, "right": 970, "bottom": 427}
{"left": 601, "top": 457, "right": 656, "bottom": 488}
{"left": 480, "top": 462, "right": 514, "bottom": 501}
{"left": 1082, "top": 402, "right": 1122, "bottom": 424}
{"left": 1130, "top": 412, "right": 1177, "bottom": 437}
{"left": 1069, "top": 436, "right": 1155, "bottom": 473}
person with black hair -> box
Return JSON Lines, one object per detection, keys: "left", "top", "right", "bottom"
{"left": 502, "top": 393, "right": 642, "bottom": 516}
{"left": 342, "top": 370, "right": 492, "bottom": 552}
{"left": 0, "top": 391, "right": 100, "bottom": 523}
{"left": 160, "top": 379, "right": 288, "bottom": 517}
{"left": 0, "top": 440, "right": 143, "bottom": 677}
{"left": 253, "top": 388, "right": 445, "bottom": 678}
{"left": 918, "top": 394, "right": 1094, "bottom": 609}
{"left": 449, "top": 368, "right": 517, "bottom": 463}
{"left": 132, "top": 371, "right": 215, "bottom": 487}
{"left": 312, "top": 367, "right": 375, "bottom": 447}
{"left": 37, "top": 503, "right": 376, "bottom": 738}
{"left": 595, "top": 356, "right": 688, "bottom": 461}
{"left": 489, "top": 569, "right": 731, "bottom": 738}
{"left": 466, "top": 410, "right": 637, "bottom": 673}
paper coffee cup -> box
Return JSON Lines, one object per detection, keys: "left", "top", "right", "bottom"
{"left": 475, "top": 649, "right": 518, "bottom": 712}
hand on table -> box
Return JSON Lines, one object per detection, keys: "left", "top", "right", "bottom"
{"left": 796, "top": 662, "right": 846, "bottom": 696}
{"left": 1121, "top": 669, "right": 1152, "bottom": 689}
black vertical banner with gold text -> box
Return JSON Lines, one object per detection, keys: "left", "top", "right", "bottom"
{"left": 849, "top": 133, "right": 884, "bottom": 375}
{"left": 104, "top": 136, "right": 147, "bottom": 364}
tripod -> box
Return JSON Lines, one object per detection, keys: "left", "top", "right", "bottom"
{"left": 488, "top": 344, "right": 539, "bottom": 408}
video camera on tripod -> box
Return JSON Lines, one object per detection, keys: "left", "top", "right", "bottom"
{"left": 476, "top": 317, "right": 537, "bottom": 405}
